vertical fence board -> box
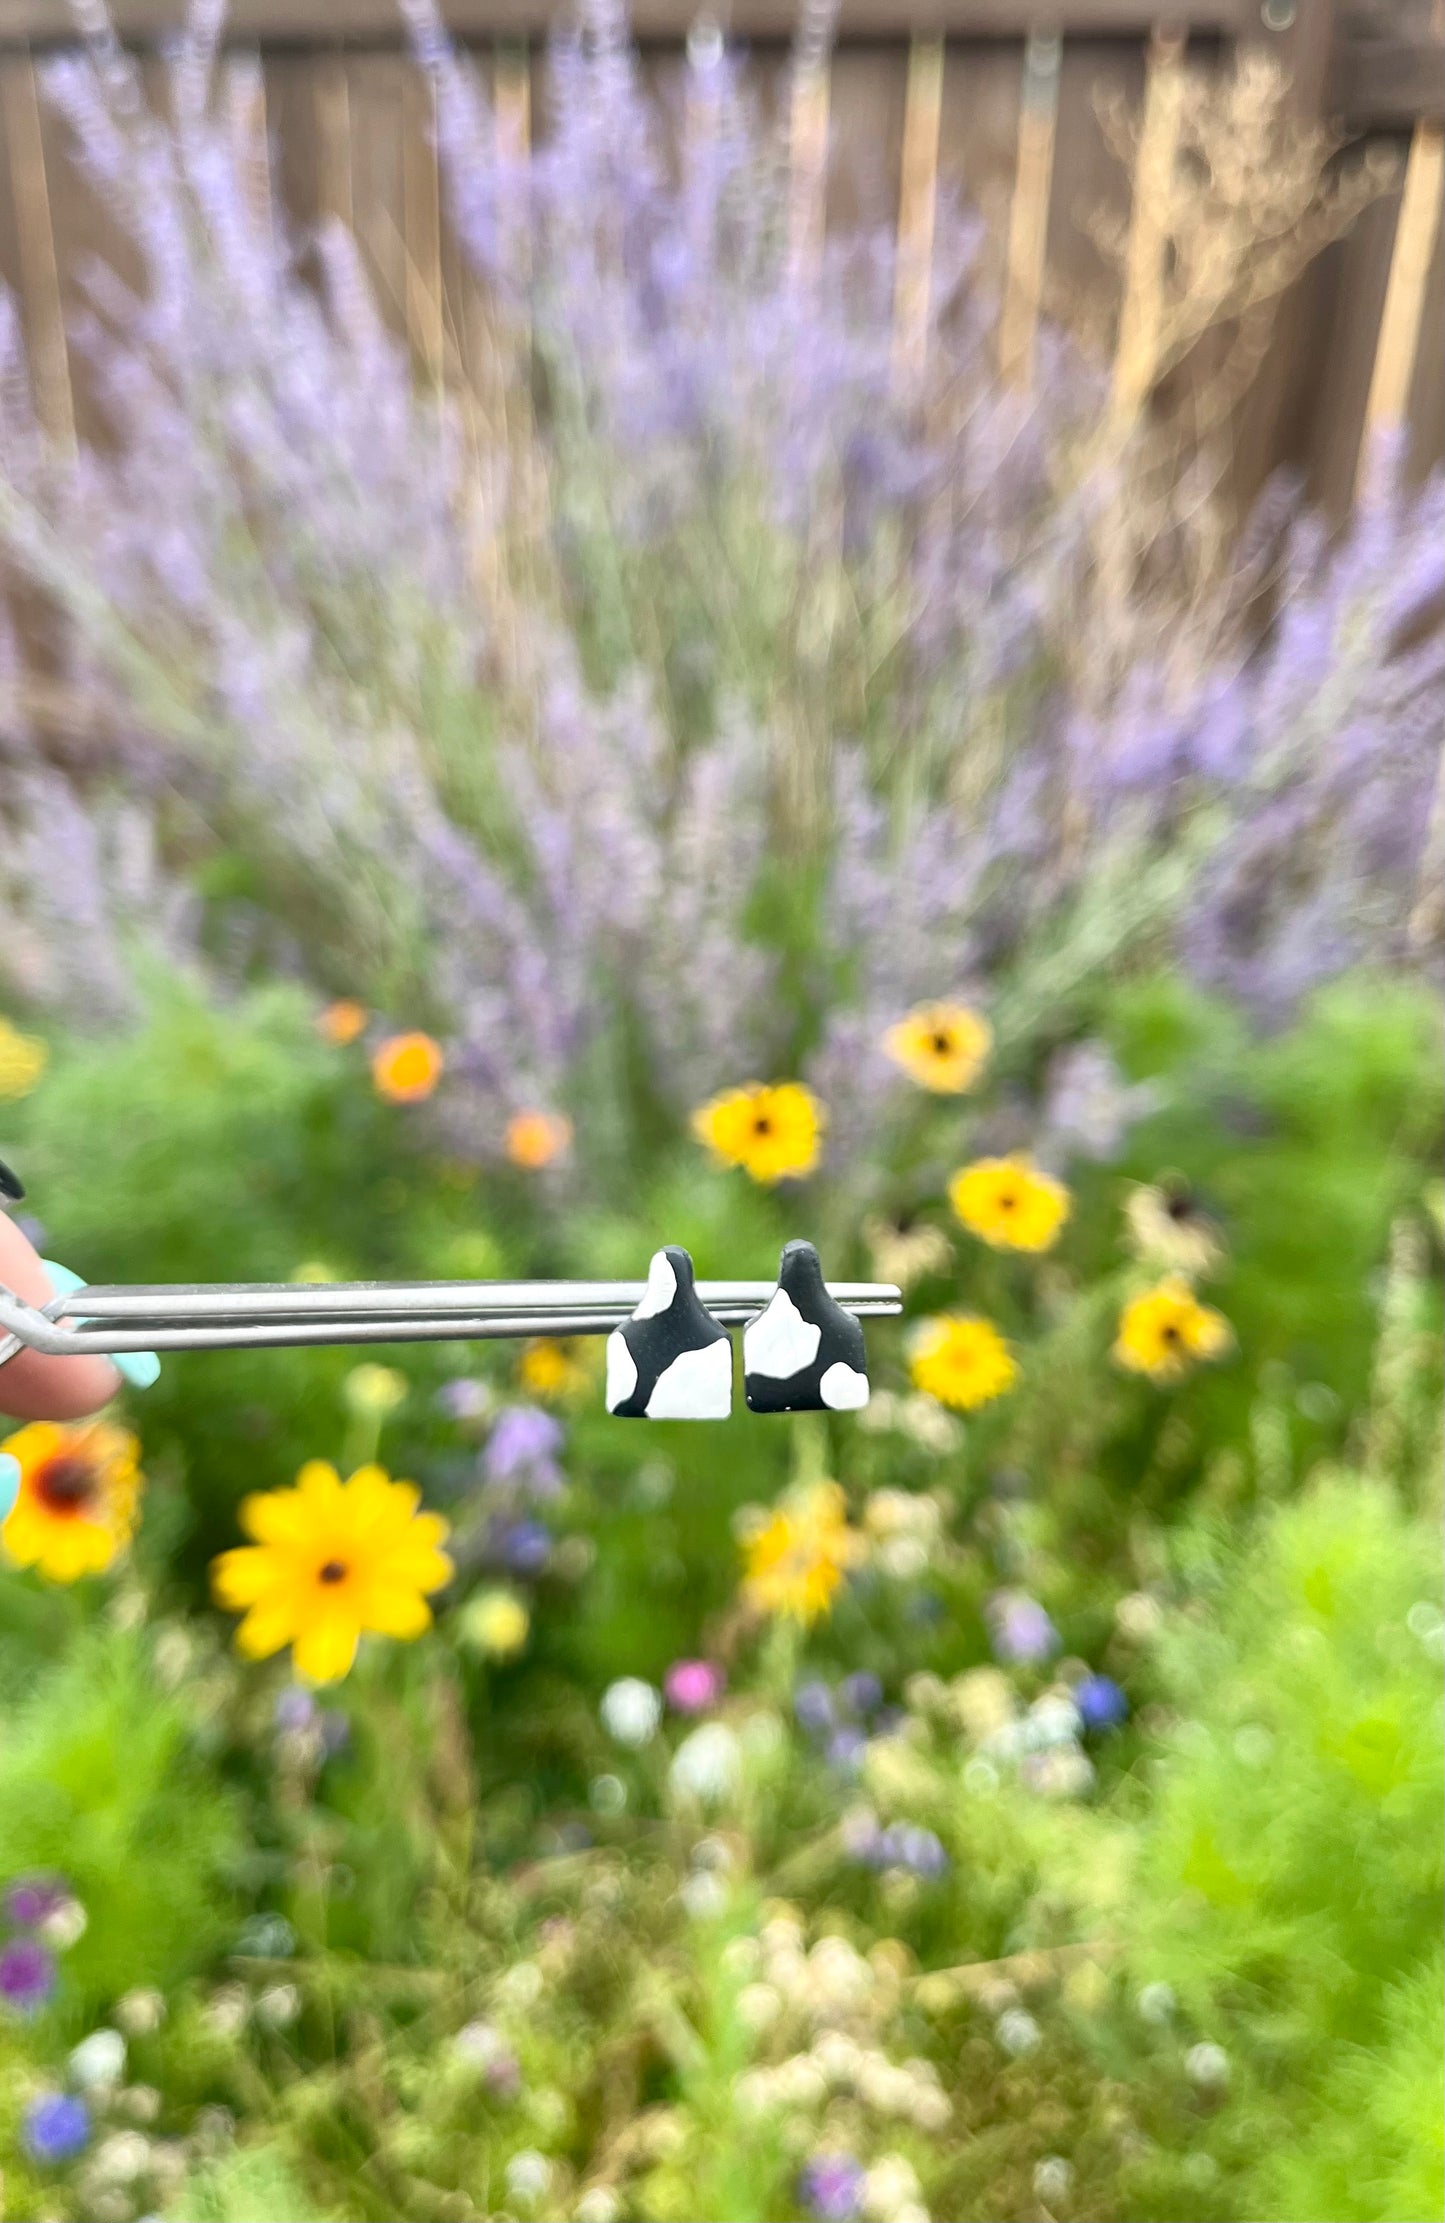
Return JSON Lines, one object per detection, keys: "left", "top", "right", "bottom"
{"left": 1111, "top": 25, "right": 1184, "bottom": 419}
{"left": 826, "top": 42, "right": 909, "bottom": 230}
{"left": 348, "top": 52, "right": 409, "bottom": 336}
{"left": 1045, "top": 34, "right": 1144, "bottom": 354}
{"left": 998, "top": 29, "right": 1060, "bottom": 388}
{"left": 893, "top": 32, "right": 944, "bottom": 385}
{"left": 314, "top": 54, "right": 354, "bottom": 232}
{"left": 936, "top": 35, "right": 1023, "bottom": 304}
{"left": 0, "top": 51, "right": 73, "bottom": 451}
{"left": 1359, "top": 118, "right": 1444, "bottom": 477}
{"left": 402, "top": 63, "right": 445, "bottom": 382}
{"left": 788, "top": 55, "right": 831, "bottom": 274}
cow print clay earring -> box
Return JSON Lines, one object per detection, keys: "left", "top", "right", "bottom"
{"left": 743, "top": 1240, "right": 870, "bottom": 1413}
{"left": 605, "top": 1246, "right": 733, "bottom": 1420}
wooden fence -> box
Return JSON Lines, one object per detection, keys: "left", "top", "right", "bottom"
{"left": 0, "top": 0, "right": 1440, "bottom": 513}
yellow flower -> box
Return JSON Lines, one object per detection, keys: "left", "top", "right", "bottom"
{"left": 1, "top": 1421, "right": 143, "bottom": 1582}
{"left": 691, "top": 1082, "right": 824, "bottom": 1184}
{"left": 505, "top": 1109, "right": 573, "bottom": 1170}
{"left": 211, "top": 1460, "right": 452, "bottom": 1684}
{"left": 862, "top": 1215, "right": 953, "bottom": 1292}
{"left": 1124, "top": 1180, "right": 1225, "bottom": 1279}
{"left": 459, "top": 1588, "right": 530, "bottom": 1659}
{"left": 1113, "top": 1277, "right": 1232, "bottom": 1384}
{"left": 518, "top": 1337, "right": 593, "bottom": 1400}
{"left": 371, "top": 1031, "right": 444, "bottom": 1104}
{"left": 882, "top": 1002, "right": 992, "bottom": 1094}
{"left": 0, "top": 1018, "right": 48, "bottom": 1101}
{"left": 908, "top": 1315, "right": 1018, "bottom": 1412}
{"left": 317, "top": 998, "right": 367, "bottom": 1046}
{"left": 948, "top": 1154, "right": 1071, "bottom": 1253}
{"left": 740, "top": 1481, "right": 866, "bottom": 1625}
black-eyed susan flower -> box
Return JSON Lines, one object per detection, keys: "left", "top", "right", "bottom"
{"left": 908, "top": 1314, "right": 1018, "bottom": 1411}
{"left": 1124, "top": 1179, "right": 1225, "bottom": 1278}
{"left": 1113, "top": 1277, "right": 1232, "bottom": 1384}
{"left": 739, "top": 1480, "right": 866, "bottom": 1624}
{"left": 948, "top": 1154, "right": 1071, "bottom": 1253}
{"left": 517, "top": 1337, "right": 593, "bottom": 1400}
{"left": 317, "top": 998, "right": 367, "bottom": 1046}
{"left": 691, "top": 1082, "right": 824, "bottom": 1184}
{"left": 882, "top": 1002, "right": 992, "bottom": 1094}
{"left": 0, "top": 1018, "right": 47, "bottom": 1101}
{"left": 371, "top": 1031, "right": 444, "bottom": 1103}
{"left": 210, "top": 1460, "right": 452, "bottom": 1684}
{"left": 504, "top": 1109, "right": 572, "bottom": 1169}
{"left": 1, "top": 1421, "right": 143, "bottom": 1582}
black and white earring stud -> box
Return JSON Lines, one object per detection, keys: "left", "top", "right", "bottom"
{"left": 743, "top": 1240, "right": 870, "bottom": 1413}
{"left": 605, "top": 1246, "right": 733, "bottom": 1420}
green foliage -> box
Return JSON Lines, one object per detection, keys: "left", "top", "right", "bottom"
{"left": 0, "top": 972, "right": 1439, "bottom": 2223}
{"left": 0, "top": 1629, "right": 242, "bottom": 2017}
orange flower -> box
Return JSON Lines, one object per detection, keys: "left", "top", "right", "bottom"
{"left": 372, "top": 1032, "right": 444, "bottom": 1104}
{"left": 505, "top": 1110, "right": 573, "bottom": 1170}
{"left": 317, "top": 999, "right": 368, "bottom": 1046}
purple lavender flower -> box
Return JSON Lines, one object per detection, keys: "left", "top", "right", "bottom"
{"left": 826, "top": 1726, "right": 868, "bottom": 1774}
{"left": 839, "top": 1670, "right": 884, "bottom": 1718}
{"left": 799, "top": 2152, "right": 866, "bottom": 2222}
{"left": 794, "top": 1680, "right": 835, "bottom": 1737}
{"left": 891, "top": 1824, "right": 950, "bottom": 1879}
{"left": 436, "top": 1377, "right": 494, "bottom": 1422}
{"left": 494, "top": 1519, "right": 552, "bottom": 1576}
{"left": 0, "top": 1935, "right": 57, "bottom": 2012}
{"left": 273, "top": 1686, "right": 318, "bottom": 1735}
{"left": 483, "top": 1406, "right": 566, "bottom": 1492}
{"left": 1075, "top": 1673, "right": 1128, "bottom": 1731}
{"left": 22, "top": 2091, "right": 90, "bottom": 2165}
{"left": 4, "top": 1875, "right": 68, "bottom": 1929}
{"left": 988, "top": 1590, "right": 1060, "bottom": 1666}
{"left": 319, "top": 1710, "right": 351, "bottom": 1757}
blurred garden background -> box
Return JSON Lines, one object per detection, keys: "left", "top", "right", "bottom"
{"left": 0, "top": 0, "right": 1442, "bottom": 2217}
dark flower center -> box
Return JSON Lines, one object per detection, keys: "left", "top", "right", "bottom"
{"left": 33, "top": 1454, "right": 98, "bottom": 1517}
{"left": 1160, "top": 1322, "right": 1182, "bottom": 1344}
{"left": 752, "top": 1115, "right": 773, "bottom": 1135}
{"left": 318, "top": 1560, "right": 348, "bottom": 1585}
{"left": 998, "top": 1192, "right": 1017, "bottom": 1210}
{"left": 930, "top": 1031, "right": 952, "bottom": 1055}
{"left": 1166, "top": 1192, "right": 1195, "bottom": 1222}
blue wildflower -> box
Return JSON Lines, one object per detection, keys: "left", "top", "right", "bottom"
{"left": 22, "top": 2092, "right": 90, "bottom": 2165}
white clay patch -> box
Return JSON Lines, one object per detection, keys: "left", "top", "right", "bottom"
{"left": 633, "top": 1250, "right": 678, "bottom": 1320}
{"left": 645, "top": 1338, "right": 733, "bottom": 1421}
{"left": 820, "top": 1361, "right": 870, "bottom": 1411}
{"left": 743, "top": 1289, "right": 821, "bottom": 1381}
{"left": 605, "top": 1330, "right": 639, "bottom": 1412}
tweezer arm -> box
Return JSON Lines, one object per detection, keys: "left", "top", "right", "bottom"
{"left": 0, "top": 1277, "right": 902, "bottom": 1365}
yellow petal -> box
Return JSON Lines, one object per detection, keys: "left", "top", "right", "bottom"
{"left": 212, "top": 1545, "right": 285, "bottom": 1609}
{"left": 357, "top": 1583, "right": 433, "bottom": 1640}
{"left": 235, "top": 1595, "right": 302, "bottom": 1660}
{"left": 38, "top": 1519, "right": 118, "bottom": 1582}
{"left": 292, "top": 1614, "right": 361, "bottom": 1685}
{"left": 239, "top": 1489, "right": 320, "bottom": 1547}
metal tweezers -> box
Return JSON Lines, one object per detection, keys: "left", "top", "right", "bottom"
{"left": 0, "top": 1273, "right": 902, "bottom": 1366}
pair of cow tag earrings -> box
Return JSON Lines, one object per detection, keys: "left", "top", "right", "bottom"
{"left": 0, "top": 1164, "right": 900, "bottom": 1418}
{"left": 605, "top": 1241, "right": 872, "bottom": 1421}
